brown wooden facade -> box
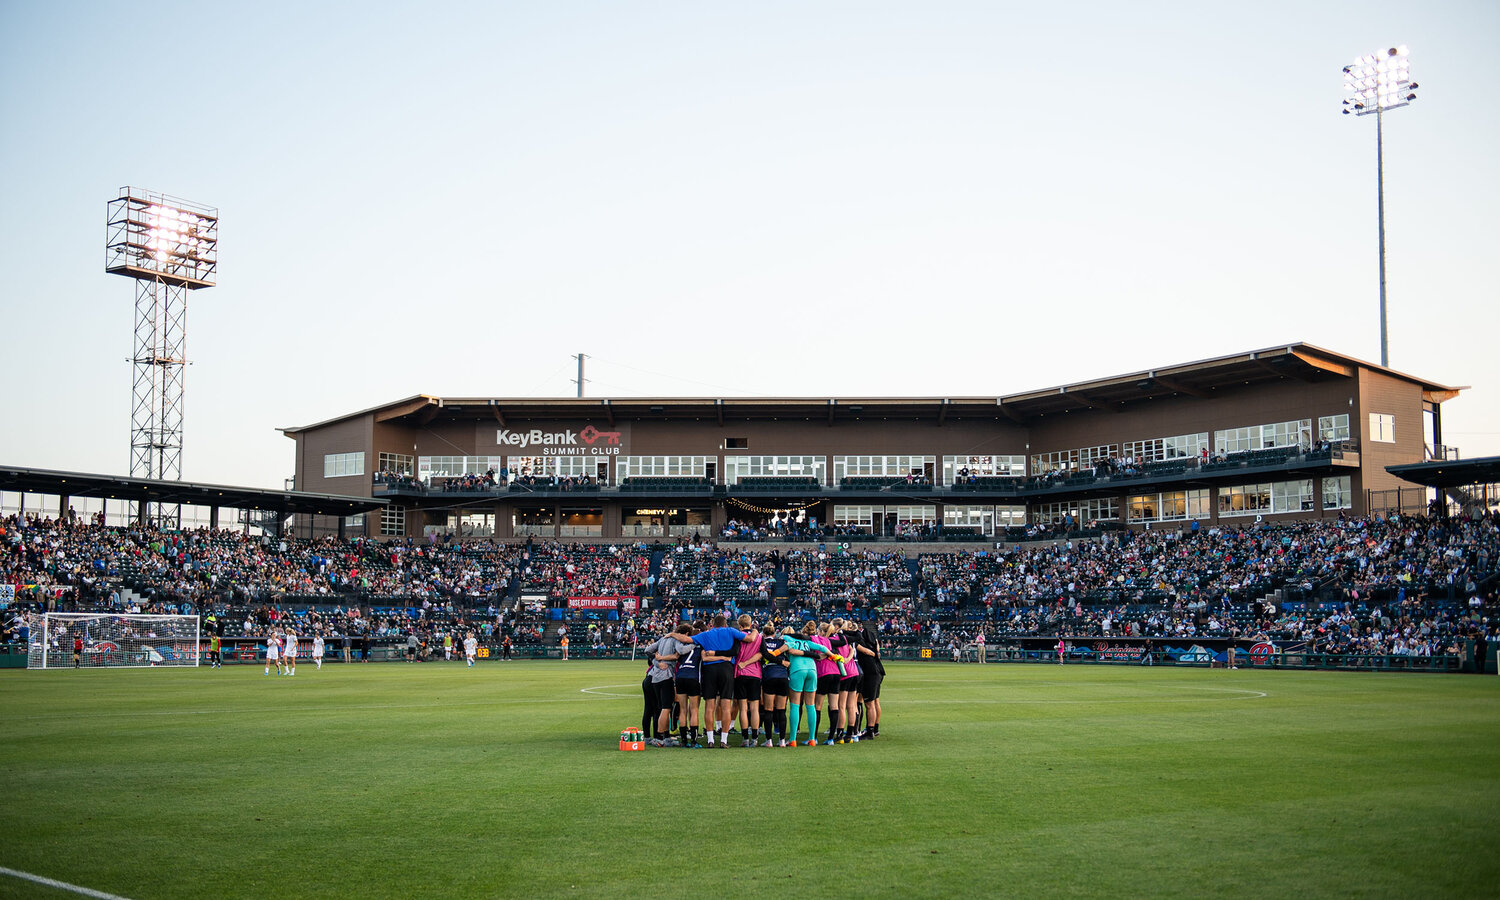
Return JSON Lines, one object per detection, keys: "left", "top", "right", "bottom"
{"left": 280, "top": 344, "right": 1463, "bottom": 540}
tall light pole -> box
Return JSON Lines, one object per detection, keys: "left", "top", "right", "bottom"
{"left": 106, "top": 188, "right": 219, "bottom": 527}
{"left": 1342, "top": 45, "right": 1417, "bottom": 369}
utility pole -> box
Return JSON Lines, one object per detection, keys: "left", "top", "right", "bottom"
{"left": 572, "top": 353, "right": 587, "bottom": 397}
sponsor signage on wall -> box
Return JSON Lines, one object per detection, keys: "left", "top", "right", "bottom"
{"left": 495, "top": 424, "right": 625, "bottom": 456}
{"left": 568, "top": 596, "right": 624, "bottom": 609}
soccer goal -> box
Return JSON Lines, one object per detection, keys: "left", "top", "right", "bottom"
{"left": 27, "top": 613, "right": 201, "bottom": 669}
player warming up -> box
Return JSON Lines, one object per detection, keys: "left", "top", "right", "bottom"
{"left": 284, "top": 625, "right": 298, "bottom": 675}
{"left": 265, "top": 631, "right": 282, "bottom": 676}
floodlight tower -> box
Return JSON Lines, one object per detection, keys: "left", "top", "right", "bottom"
{"left": 1342, "top": 45, "right": 1417, "bottom": 369}
{"left": 105, "top": 187, "right": 218, "bottom": 528}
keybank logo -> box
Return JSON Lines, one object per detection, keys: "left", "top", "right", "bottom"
{"left": 497, "top": 429, "right": 578, "bottom": 448}
{"left": 496, "top": 426, "right": 621, "bottom": 448}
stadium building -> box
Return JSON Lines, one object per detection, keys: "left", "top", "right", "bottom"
{"left": 280, "top": 343, "right": 1464, "bottom": 541}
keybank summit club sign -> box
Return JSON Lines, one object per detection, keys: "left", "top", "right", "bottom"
{"left": 495, "top": 424, "right": 624, "bottom": 456}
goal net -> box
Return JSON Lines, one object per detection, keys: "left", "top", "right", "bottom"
{"left": 27, "top": 613, "right": 201, "bottom": 669}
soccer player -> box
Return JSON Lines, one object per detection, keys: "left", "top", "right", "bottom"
{"left": 443, "top": 631, "right": 454, "bottom": 661}
{"left": 559, "top": 628, "right": 569, "bottom": 661}
{"left": 312, "top": 633, "right": 325, "bottom": 670}
{"left": 669, "top": 623, "right": 703, "bottom": 747}
{"left": 73, "top": 636, "right": 82, "bottom": 668}
{"left": 759, "top": 624, "right": 791, "bottom": 747}
{"left": 812, "top": 621, "right": 844, "bottom": 745}
{"left": 1057, "top": 637, "right": 1066, "bottom": 665}
{"left": 463, "top": 632, "right": 478, "bottom": 668}
{"left": 636, "top": 630, "right": 682, "bottom": 746}
{"left": 501, "top": 634, "right": 512, "bottom": 660}
{"left": 732, "top": 614, "right": 764, "bottom": 747}
{"left": 208, "top": 633, "right": 222, "bottom": 669}
{"left": 666, "top": 614, "right": 748, "bottom": 748}
{"left": 836, "top": 620, "right": 863, "bottom": 743}
{"left": 284, "top": 625, "right": 298, "bottom": 675}
{"left": 781, "top": 623, "right": 827, "bottom": 746}
{"left": 854, "top": 620, "right": 885, "bottom": 739}
{"left": 265, "top": 631, "right": 282, "bottom": 676}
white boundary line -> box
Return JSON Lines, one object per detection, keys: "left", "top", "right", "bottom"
{"left": 6, "top": 697, "right": 590, "bottom": 722}
{"left": 580, "top": 684, "right": 642, "bottom": 699}
{"left": 0, "top": 865, "right": 134, "bottom": 900}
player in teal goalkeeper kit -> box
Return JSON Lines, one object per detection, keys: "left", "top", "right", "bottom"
{"left": 781, "top": 623, "right": 842, "bottom": 746}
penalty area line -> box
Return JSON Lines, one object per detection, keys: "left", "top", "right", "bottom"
{"left": 0, "top": 865, "right": 135, "bottom": 900}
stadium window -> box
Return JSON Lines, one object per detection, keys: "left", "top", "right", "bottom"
{"left": 832, "top": 455, "right": 935, "bottom": 482}
{"left": 376, "top": 452, "right": 414, "bottom": 475}
{"left": 725, "top": 438, "right": 749, "bottom": 450}
{"left": 1323, "top": 476, "right": 1353, "bottom": 510}
{"left": 1214, "top": 419, "right": 1311, "bottom": 454}
{"left": 723, "top": 455, "right": 826, "bottom": 484}
{"left": 1123, "top": 433, "right": 1208, "bottom": 463}
{"left": 1030, "top": 445, "right": 1117, "bottom": 475}
{"left": 379, "top": 506, "right": 405, "bottom": 536}
{"left": 941, "top": 455, "right": 1025, "bottom": 483}
{"left": 1369, "top": 413, "right": 1395, "bottom": 443}
{"left": 1318, "top": 414, "right": 1350, "bottom": 443}
{"left": 323, "top": 452, "right": 365, "bottom": 478}
{"left": 419, "top": 456, "right": 502, "bottom": 479}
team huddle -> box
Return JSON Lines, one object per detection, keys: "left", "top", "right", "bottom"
{"left": 637, "top": 615, "right": 886, "bottom": 748}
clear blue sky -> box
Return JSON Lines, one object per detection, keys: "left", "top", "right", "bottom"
{"left": 1, "top": 0, "right": 1496, "bottom": 489}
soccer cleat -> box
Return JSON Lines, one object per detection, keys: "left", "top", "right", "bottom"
{"left": 851, "top": 734, "right": 860, "bottom": 742}
{"left": 778, "top": 739, "right": 788, "bottom": 747}
{"left": 788, "top": 740, "right": 798, "bottom": 747}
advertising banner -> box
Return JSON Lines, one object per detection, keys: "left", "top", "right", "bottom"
{"left": 567, "top": 597, "right": 620, "bottom": 610}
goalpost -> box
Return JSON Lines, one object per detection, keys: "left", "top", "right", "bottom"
{"left": 26, "top": 613, "right": 201, "bottom": 669}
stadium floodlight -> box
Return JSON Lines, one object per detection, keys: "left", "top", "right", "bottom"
{"left": 1341, "top": 46, "right": 1417, "bottom": 369}
{"left": 106, "top": 187, "right": 219, "bottom": 528}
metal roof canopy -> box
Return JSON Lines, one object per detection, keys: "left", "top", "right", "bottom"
{"left": 1386, "top": 456, "right": 1500, "bottom": 490}
{"left": 279, "top": 342, "right": 1466, "bottom": 433}
{"left": 0, "top": 466, "right": 386, "bottom": 517}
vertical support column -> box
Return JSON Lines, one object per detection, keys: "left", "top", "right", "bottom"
{"left": 209, "top": 506, "right": 219, "bottom": 530}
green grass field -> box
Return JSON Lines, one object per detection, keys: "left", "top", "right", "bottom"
{"left": 2, "top": 660, "right": 1498, "bottom": 899}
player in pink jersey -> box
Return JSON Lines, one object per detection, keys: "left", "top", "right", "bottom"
{"left": 732, "top": 614, "right": 765, "bottom": 747}
{"left": 836, "top": 619, "right": 863, "bottom": 743}
{"left": 812, "top": 622, "right": 844, "bottom": 747}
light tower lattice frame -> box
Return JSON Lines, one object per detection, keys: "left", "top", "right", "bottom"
{"left": 106, "top": 187, "right": 218, "bottom": 528}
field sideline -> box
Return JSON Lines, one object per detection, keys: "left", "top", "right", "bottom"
{"left": 1, "top": 660, "right": 1497, "bottom": 899}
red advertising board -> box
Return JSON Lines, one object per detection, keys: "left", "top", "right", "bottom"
{"left": 567, "top": 597, "right": 619, "bottom": 609}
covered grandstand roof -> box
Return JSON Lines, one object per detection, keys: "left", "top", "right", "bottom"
{"left": 278, "top": 342, "right": 1465, "bottom": 432}
{"left": 1386, "top": 456, "right": 1500, "bottom": 490}
{"left": 0, "top": 466, "right": 386, "bottom": 516}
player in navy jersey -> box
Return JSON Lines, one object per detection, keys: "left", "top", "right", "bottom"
{"left": 758, "top": 625, "right": 792, "bottom": 747}
{"left": 670, "top": 622, "right": 704, "bottom": 748}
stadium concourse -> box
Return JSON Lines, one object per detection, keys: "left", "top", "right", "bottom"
{"left": 2, "top": 509, "right": 1496, "bottom": 668}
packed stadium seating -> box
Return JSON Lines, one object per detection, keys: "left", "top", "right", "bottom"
{"left": 3, "top": 510, "right": 1495, "bottom": 659}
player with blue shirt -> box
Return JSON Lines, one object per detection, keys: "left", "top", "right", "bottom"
{"left": 667, "top": 615, "right": 748, "bottom": 748}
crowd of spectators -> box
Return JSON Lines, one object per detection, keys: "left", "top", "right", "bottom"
{"left": 3, "top": 510, "right": 1496, "bottom": 660}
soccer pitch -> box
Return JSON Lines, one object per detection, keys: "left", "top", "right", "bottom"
{"left": 1, "top": 661, "right": 1497, "bottom": 899}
